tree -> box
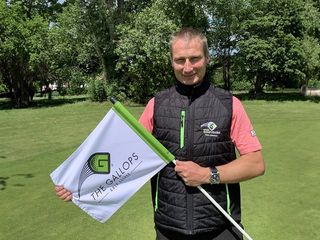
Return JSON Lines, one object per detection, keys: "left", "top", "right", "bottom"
{"left": 235, "top": 0, "right": 306, "bottom": 93}
{"left": 47, "top": 2, "right": 98, "bottom": 95}
{"left": 205, "top": 0, "right": 248, "bottom": 90}
{"left": 72, "top": 0, "right": 152, "bottom": 84}
{"left": 0, "top": 1, "right": 51, "bottom": 107}
{"left": 301, "top": 0, "right": 320, "bottom": 85}
{"left": 115, "top": 0, "right": 217, "bottom": 102}
{"left": 115, "top": 0, "right": 179, "bottom": 103}
{"left": 301, "top": 36, "right": 320, "bottom": 86}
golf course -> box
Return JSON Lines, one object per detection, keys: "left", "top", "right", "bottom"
{"left": 0, "top": 95, "right": 319, "bottom": 240}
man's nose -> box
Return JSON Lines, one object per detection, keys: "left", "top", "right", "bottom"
{"left": 183, "top": 59, "right": 193, "bottom": 73}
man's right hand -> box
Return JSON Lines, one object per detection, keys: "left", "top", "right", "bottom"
{"left": 55, "top": 186, "right": 72, "bottom": 201}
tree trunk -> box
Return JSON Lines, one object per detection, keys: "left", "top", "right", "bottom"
{"left": 226, "top": 57, "right": 231, "bottom": 90}
{"left": 223, "top": 55, "right": 231, "bottom": 90}
{"left": 106, "top": 0, "right": 114, "bottom": 41}
{"left": 253, "top": 73, "right": 264, "bottom": 95}
{"left": 92, "top": 33, "right": 108, "bottom": 82}
{"left": 117, "top": 0, "right": 124, "bottom": 12}
{"left": 10, "top": 58, "right": 33, "bottom": 108}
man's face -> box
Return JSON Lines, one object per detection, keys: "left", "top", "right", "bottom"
{"left": 171, "top": 37, "right": 209, "bottom": 86}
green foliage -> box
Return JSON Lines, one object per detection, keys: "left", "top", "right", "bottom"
{"left": 1, "top": 0, "right": 320, "bottom": 104}
{"left": 160, "top": 0, "right": 208, "bottom": 29}
{"left": 301, "top": 36, "right": 320, "bottom": 84}
{"left": 89, "top": 78, "right": 127, "bottom": 103}
{"left": 46, "top": 3, "right": 98, "bottom": 97}
{"left": 115, "top": 1, "right": 179, "bottom": 103}
{"left": 89, "top": 79, "right": 107, "bottom": 102}
{"left": 0, "top": 1, "right": 51, "bottom": 106}
{"left": 205, "top": 0, "right": 248, "bottom": 89}
{"left": 65, "top": 68, "right": 89, "bottom": 95}
{"left": 0, "top": 82, "right": 7, "bottom": 94}
{"left": 235, "top": 0, "right": 308, "bottom": 92}
{"left": 308, "top": 79, "right": 320, "bottom": 88}
{"left": 105, "top": 82, "right": 127, "bottom": 103}
{"left": 232, "top": 79, "right": 253, "bottom": 91}
{"left": 301, "top": 0, "right": 320, "bottom": 37}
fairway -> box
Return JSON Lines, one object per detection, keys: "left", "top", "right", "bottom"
{"left": 0, "top": 98, "right": 319, "bottom": 240}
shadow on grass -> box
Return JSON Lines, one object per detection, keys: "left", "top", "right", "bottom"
{"left": 0, "top": 96, "right": 88, "bottom": 110}
{"left": 234, "top": 92, "right": 320, "bottom": 103}
{"left": 0, "top": 174, "right": 35, "bottom": 190}
{"left": 0, "top": 177, "right": 9, "bottom": 190}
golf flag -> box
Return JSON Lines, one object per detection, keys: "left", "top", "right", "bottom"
{"left": 50, "top": 99, "right": 174, "bottom": 223}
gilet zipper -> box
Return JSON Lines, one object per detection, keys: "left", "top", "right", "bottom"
{"left": 186, "top": 94, "right": 195, "bottom": 233}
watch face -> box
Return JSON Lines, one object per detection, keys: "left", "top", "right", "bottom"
{"left": 213, "top": 174, "right": 219, "bottom": 182}
{"left": 210, "top": 167, "right": 220, "bottom": 184}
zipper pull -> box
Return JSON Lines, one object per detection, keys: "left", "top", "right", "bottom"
{"left": 180, "top": 111, "right": 186, "bottom": 149}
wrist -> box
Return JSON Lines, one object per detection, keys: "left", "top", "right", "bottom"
{"left": 204, "top": 167, "right": 212, "bottom": 184}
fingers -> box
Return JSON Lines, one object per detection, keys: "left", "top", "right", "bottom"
{"left": 174, "top": 160, "right": 208, "bottom": 187}
{"left": 55, "top": 185, "right": 64, "bottom": 192}
{"left": 174, "top": 160, "right": 185, "bottom": 174}
{"left": 179, "top": 176, "right": 194, "bottom": 187}
{"left": 174, "top": 162, "right": 192, "bottom": 186}
{"left": 174, "top": 160, "right": 194, "bottom": 175}
{"left": 55, "top": 185, "right": 72, "bottom": 201}
{"left": 60, "top": 191, "right": 72, "bottom": 201}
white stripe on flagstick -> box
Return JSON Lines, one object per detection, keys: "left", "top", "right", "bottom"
{"left": 197, "top": 186, "right": 253, "bottom": 240}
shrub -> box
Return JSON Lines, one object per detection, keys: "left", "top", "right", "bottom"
{"left": 0, "top": 83, "right": 7, "bottom": 94}
{"left": 232, "top": 80, "right": 252, "bottom": 91}
{"left": 89, "top": 79, "right": 107, "bottom": 102}
{"left": 105, "top": 82, "right": 127, "bottom": 103}
{"left": 89, "top": 79, "right": 128, "bottom": 103}
{"left": 308, "top": 79, "right": 320, "bottom": 88}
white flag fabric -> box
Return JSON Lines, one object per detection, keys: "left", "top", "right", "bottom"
{"left": 50, "top": 101, "right": 174, "bottom": 223}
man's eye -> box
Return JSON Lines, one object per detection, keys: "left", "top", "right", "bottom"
{"left": 175, "top": 59, "right": 185, "bottom": 64}
{"left": 190, "top": 57, "right": 201, "bottom": 63}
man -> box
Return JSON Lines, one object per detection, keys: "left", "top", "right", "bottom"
{"left": 138, "top": 28, "right": 265, "bottom": 240}
{"left": 56, "top": 27, "right": 265, "bottom": 240}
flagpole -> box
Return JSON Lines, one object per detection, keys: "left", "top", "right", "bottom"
{"left": 196, "top": 185, "right": 253, "bottom": 240}
{"left": 110, "top": 98, "right": 253, "bottom": 240}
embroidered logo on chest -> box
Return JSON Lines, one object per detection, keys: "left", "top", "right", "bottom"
{"left": 200, "top": 122, "right": 221, "bottom": 137}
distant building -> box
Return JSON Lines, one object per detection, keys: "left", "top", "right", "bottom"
{"left": 301, "top": 85, "right": 320, "bottom": 96}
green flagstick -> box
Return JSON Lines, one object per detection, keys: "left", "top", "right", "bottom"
{"left": 110, "top": 97, "right": 174, "bottom": 164}
{"left": 110, "top": 97, "right": 253, "bottom": 240}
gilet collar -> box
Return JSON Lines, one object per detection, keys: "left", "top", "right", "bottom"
{"left": 175, "top": 75, "right": 210, "bottom": 97}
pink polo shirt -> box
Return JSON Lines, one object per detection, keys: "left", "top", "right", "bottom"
{"left": 139, "top": 96, "right": 261, "bottom": 155}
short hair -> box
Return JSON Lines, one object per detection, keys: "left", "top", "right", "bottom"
{"left": 169, "top": 27, "right": 209, "bottom": 59}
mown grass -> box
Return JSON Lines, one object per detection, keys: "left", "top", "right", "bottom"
{"left": 0, "top": 96, "right": 319, "bottom": 240}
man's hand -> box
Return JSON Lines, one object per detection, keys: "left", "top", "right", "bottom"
{"left": 55, "top": 186, "right": 72, "bottom": 201}
{"left": 174, "top": 160, "right": 211, "bottom": 187}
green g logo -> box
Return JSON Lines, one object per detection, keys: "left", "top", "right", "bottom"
{"left": 78, "top": 152, "right": 111, "bottom": 198}
{"left": 89, "top": 153, "right": 110, "bottom": 173}
{"left": 208, "top": 122, "right": 217, "bottom": 131}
